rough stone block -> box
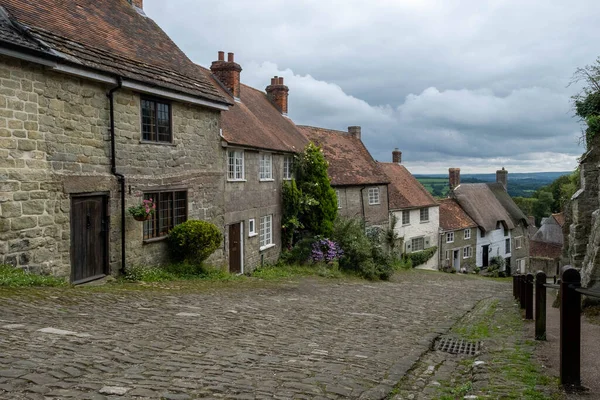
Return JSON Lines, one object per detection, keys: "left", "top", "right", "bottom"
{"left": 1, "top": 202, "right": 21, "bottom": 217}
{"left": 11, "top": 216, "right": 37, "bottom": 230}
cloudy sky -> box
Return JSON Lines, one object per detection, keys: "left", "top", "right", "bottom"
{"left": 145, "top": 0, "right": 598, "bottom": 173}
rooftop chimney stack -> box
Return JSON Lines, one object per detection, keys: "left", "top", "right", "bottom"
{"left": 210, "top": 51, "right": 242, "bottom": 99}
{"left": 449, "top": 168, "right": 461, "bottom": 191}
{"left": 496, "top": 167, "right": 508, "bottom": 191}
{"left": 129, "top": 0, "right": 143, "bottom": 9}
{"left": 266, "top": 76, "right": 289, "bottom": 114}
{"left": 348, "top": 126, "right": 361, "bottom": 139}
{"left": 392, "top": 148, "right": 402, "bottom": 164}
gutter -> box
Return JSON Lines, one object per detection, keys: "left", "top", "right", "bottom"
{"left": 107, "top": 77, "right": 126, "bottom": 275}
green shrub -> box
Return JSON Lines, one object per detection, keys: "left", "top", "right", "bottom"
{"left": 407, "top": 246, "right": 438, "bottom": 267}
{"left": 280, "top": 237, "right": 316, "bottom": 265}
{"left": 167, "top": 220, "right": 223, "bottom": 263}
{"left": 124, "top": 265, "right": 176, "bottom": 282}
{"left": 0, "top": 264, "right": 67, "bottom": 287}
{"left": 332, "top": 218, "right": 393, "bottom": 281}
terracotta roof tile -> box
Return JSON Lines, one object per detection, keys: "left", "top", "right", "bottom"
{"left": 210, "top": 78, "right": 308, "bottom": 152}
{"left": 2, "top": 0, "right": 229, "bottom": 105}
{"left": 298, "top": 126, "right": 389, "bottom": 186}
{"left": 379, "top": 163, "right": 437, "bottom": 210}
{"left": 552, "top": 212, "right": 566, "bottom": 227}
{"left": 439, "top": 198, "right": 477, "bottom": 231}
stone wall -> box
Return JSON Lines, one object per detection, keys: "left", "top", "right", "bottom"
{"left": 439, "top": 227, "right": 477, "bottom": 271}
{"left": 0, "top": 56, "right": 224, "bottom": 278}
{"left": 224, "top": 150, "right": 286, "bottom": 272}
{"left": 529, "top": 257, "right": 559, "bottom": 278}
{"left": 335, "top": 185, "right": 389, "bottom": 229}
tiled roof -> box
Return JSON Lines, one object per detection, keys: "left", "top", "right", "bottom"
{"left": 1, "top": 0, "right": 230, "bottom": 105}
{"left": 298, "top": 126, "right": 390, "bottom": 186}
{"left": 439, "top": 198, "right": 477, "bottom": 231}
{"left": 210, "top": 77, "right": 308, "bottom": 153}
{"left": 552, "top": 212, "right": 566, "bottom": 227}
{"left": 453, "top": 183, "right": 515, "bottom": 233}
{"left": 379, "top": 163, "right": 437, "bottom": 210}
{"left": 0, "top": 8, "right": 49, "bottom": 54}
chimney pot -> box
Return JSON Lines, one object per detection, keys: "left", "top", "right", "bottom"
{"left": 266, "top": 75, "right": 289, "bottom": 115}
{"left": 130, "top": 0, "right": 143, "bottom": 9}
{"left": 392, "top": 148, "right": 402, "bottom": 164}
{"left": 348, "top": 126, "right": 361, "bottom": 139}
{"left": 210, "top": 51, "right": 242, "bottom": 99}
{"left": 449, "top": 168, "right": 461, "bottom": 191}
{"left": 496, "top": 167, "right": 508, "bottom": 191}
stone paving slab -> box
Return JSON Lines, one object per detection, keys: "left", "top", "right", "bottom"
{"left": 0, "top": 272, "right": 507, "bottom": 399}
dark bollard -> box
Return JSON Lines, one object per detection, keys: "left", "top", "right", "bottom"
{"left": 516, "top": 274, "right": 521, "bottom": 302}
{"left": 519, "top": 274, "right": 526, "bottom": 309}
{"left": 525, "top": 273, "right": 534, "bottom": 320}
{"left": 560, "top": 266, "right": 581, "bottom": 389}
{"left": 513, "top": 275, "right": 517, "bottom": 299}
{"left": 535, "top": 271, "right": 547, "bottom": 340}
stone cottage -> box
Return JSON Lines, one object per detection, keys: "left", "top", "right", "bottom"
{"left": 206, "top": 52, "right": 308, "bottom": 273}
{"left": 0, "top": 0, "right": 232, "bottom": 282}
{"left": 379, "top": 150, "right": 440, "bottom": 269}
{"left": 450, "top": 168, "right": 530, "bottom": 273}
{"left": 298, "top": 125, "right": 390, "bottom": 230}
{"left": 528, "top": 215, "right": 564, "bottom": 277}
{"left": 438, "top": 198, "right": 478, "bottom": 272}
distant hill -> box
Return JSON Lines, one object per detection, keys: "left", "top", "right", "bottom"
{"left": 414, "top": 171, "right": 572, "bottom": 198}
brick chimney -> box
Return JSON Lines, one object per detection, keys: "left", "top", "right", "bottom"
{"left": 496, "top": 167, "right": 508, "bottom": 190}
{"left": 449, "top": 168, "right": 461, "bottom": 191}
{"left": 128, "top": 0, "right": 143, "bottom": 9}
{"left": 266, "top": 76, "right": 289, "bottom": 114}
{"left": 348, "top": 126, "right": 361, "bottom": 139}
{"left": 392, "top": 148, "right": 402, "bottom": 164}
{"left": 211, "top": 51, "right": 242, "bottom": 99}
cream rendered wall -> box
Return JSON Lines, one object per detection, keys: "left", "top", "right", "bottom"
{"left": 392, "top": 205, "right": 440, "bottom": 270}
{"left": 475, "top": 227, "right": 512, "bottom": 270}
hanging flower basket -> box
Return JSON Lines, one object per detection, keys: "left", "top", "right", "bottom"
{"left": 128, "top": 198, "right": 156, "bottom": 222}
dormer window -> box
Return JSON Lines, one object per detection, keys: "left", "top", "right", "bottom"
{"left": 141, "top": 97, "right": 172, "bottom": 143}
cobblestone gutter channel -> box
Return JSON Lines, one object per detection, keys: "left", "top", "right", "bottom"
{"left": 0, "top": 273, "right": 516, "bottom": 399}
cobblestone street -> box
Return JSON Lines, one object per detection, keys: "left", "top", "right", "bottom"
{"left": 0, "top": 272, "right": 507, "bottom": 399}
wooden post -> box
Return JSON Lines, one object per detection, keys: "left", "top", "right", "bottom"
{"left": 525, "top": 273, "right": 534, "bottom": 320}
{"left": 560, "top": 266, "right": 581, "bottom": 389}
{"left": 535, "top": 271, "right": 547, "bottom": 340}
{"left": 513, "top": 274, "right": 517, "bottom": 299}
{"left": 520, "top": 274, "right": 526, "bottom": 309}
{"left": 516, "top": 274, "right": 521, "bottom": 302}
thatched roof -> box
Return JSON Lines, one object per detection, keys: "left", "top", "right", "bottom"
{"left": 453, "top": 183, "right": 515, "bottom": 234}
{"left": 532, "top": 217, "right": 564, "bottom": 245}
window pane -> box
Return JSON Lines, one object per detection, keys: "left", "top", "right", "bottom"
{"left": 141, "top": 99, "right": 156, "bottom": 141}
{"left": 228, "top": 151, "right": 235, "bottom": 179}
{"left": 142, "top": 191, "right": 187, "bottom": 239}
{"left": 157, "top": 102, "right": 171, "bottom": 142}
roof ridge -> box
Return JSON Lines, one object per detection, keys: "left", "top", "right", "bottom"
{"left": 297, "top": 125, "right": 350, "bottom": 135}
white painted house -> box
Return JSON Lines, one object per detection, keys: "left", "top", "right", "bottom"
{"left": 380, "top": 150, "right": 440, "bottom": 270}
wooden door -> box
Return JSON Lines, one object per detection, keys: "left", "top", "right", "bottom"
{"left": 229, "top": 223, "right": 242, "bottom": 274}
{"left": 482, "top": 245, "right": 489, "bottom": 267}
{"left": 71, "top": 195, "right": 108, "bottom": 283}
{"left": 453, "top": 250, "right": 460, "bottom": 271}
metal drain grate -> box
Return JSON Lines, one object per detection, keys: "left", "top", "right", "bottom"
{"left": 434, "top": 336, "right": 481, "bottom": 355}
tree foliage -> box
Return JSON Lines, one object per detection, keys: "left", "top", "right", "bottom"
{"left": 571, "top": 57, "right": 600, "bottom": 148}
{"left": 293, "top": 143, "right": 338, "bottom": 237}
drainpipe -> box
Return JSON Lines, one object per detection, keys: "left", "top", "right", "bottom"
{"left": 360, "top": 186, "right": 367, "bottom": 229}
{"left": 107, "top": 77, "right": 126, "bottom": 275}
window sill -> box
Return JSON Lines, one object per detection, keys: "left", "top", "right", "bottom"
{"left": 248, "top": 232, "right": 258, "bottom": 238}
{"left": 420, "top": 220, "right": 429, "bottom": 224}
{"left": 283, "top": 178, "right": 293, "bottom": 181}
{"left": 227, "top": 179, "right": 247, "bottom": 182}
{"left": 259, "top": 178, "right": 275, "bottom": 182}
{"left": 402, "top": 223, "right": 410, "bottom": 226}
{"left": 260, "top": 243, "right": 276, "bottom": 251}
{"left": 143, "top": 236, "right": 167, "bottom": 244}
{"left": 139, "top": 140, "right": 176, "bottom": 147}
{"left": 368, "top": 203, "right": 380, "bottom": 206}
{"left": 447, "top": 241, "right": 454, "bottom": 244}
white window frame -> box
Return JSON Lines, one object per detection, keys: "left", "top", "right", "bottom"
{"left": 283, "top": 155, "right": 293, "bottom": 180}
{"left": 259, "top": 153, "right": 273, "bottom": 181}
{"left": 336, "top": 190, "right": 342, "bottom": 209}
{"left": 411, "top": 237, "right": 424, "bottom": 252}
{"left": 402, "top": 210, "right": 410, "bottom": 225}
{"left": 248, "top": 218, "right": 257, "bottom": 237}
{"left": 227, "top": 150, "right": 245, "bottom": 181}
{"left": 464, "top": 229, "right": 471, "bottom": 240}
{"left": 517, "top": 258, "right": 526, "bottom": 273}
{"left": 515, "top": 236, "right": 523, "bottom": 249}
{"left": 420, "top": 207, "right": 429, "bottom": 222}
{"left": 446, "top": 232, "right": 454, "bottom": 243}
{"left": 368, "top": 187, "right": 380, "bottom": 205}
{"left": 260, "top": 214, "right": 274, "bottom": 250}
{"left": 463, "top": 246, "right": 472, "bottom": 259}
{"left": 445, "top": 250, "right": 450, "bottom": 260}
{"left": 505, "top": 238, "right": 511, "bottom": 253}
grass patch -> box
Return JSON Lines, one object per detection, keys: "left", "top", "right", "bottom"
{"left": 251, "top": 263, "right": 344, "bottom": 280}
{"left": 122, "top": 263, "right": 244, "bottom": 283}
{"left": 452, "top": 299, "right": 498, "bottom": 340}
{"left": 0, "top": 264, "right": 68, "bottom": 287}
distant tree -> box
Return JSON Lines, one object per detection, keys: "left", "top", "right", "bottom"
{"left": 532, "top": 191, "right": 554, "bottom": 225}
{"left": 571, "top": 57, "right": 600, "bottom": 148}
